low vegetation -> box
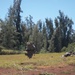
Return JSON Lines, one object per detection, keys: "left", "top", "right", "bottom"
{"left": 61, "top": 42, "right": 75, "bottom": 52}
{"left": 0, "top": 49, "right": 25, "bottom": 55}
{"left": 0, "top": 53, "right": 75, "bottom": 70}
{"left": 39, "top": 72, "right": 56, "bottom": 75}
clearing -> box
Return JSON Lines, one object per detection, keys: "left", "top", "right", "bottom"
{"left": 0, "top": 53, "right": 75, "bottom": 75}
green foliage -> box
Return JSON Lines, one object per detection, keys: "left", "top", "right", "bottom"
{"left": 40, "top": 48, "right": 48, "bottom": 53}
{"left": 66, "top": 43, "right": 75, "bottom": 52}
{"left": 0, "top": 49, "right": 25, "bottom": 55}
{"left": 31, "top": 25, "right": 43, "bottom": 53}
{"left": 61, "top": 43, "right": 75, "bottom": 52}
{"left": 48, "top": 10, "right": 74, "bottom": 52}
{"left": 61, "top": 47, "right": 67, "bottom": 52}
{"left": 48, "top": 34, "right": 55, "bottom": 52}
{"left": 1, "top": 21, "right": 18, "bottom": 49}
{"left": 61, "top": 71, "right": 71, "bottom": 74}
{"left": 8, "top": 0, "right": 22, "bottom": 49}
{"left": 19, "top": 45, "right": 25, "bottom": 50}
{"left": 0, "top": 0, "right": 75, "bottom": 53}
{"left": 42, "top": 24, "right": 48, "bottom": 50}
{"left": 0, "top": 48, "right": 2, "bottom": 52}
{"left": 39, "top": 72, "right": 56, "bottom": 75}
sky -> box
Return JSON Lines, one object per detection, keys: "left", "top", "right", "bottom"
{"left": 0, "top": 0, "right": 75, "bottom": 29}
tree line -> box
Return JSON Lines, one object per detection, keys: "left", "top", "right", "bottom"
{"left": 0, "top": 0, "right": 75, "bottom": 53}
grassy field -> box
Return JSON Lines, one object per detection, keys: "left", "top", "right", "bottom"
{"left": 0, "top": 53, "right": 75, "bottom": 70}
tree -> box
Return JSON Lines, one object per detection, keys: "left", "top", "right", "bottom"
{"left": 29, "top": 15, "right": 34, "bottom": 35}
{"left": 0, "top": 19, "right": 4, "bottom": 45}
{"left": 45, "top": 18, "right": 54, "bottom": 52}
{"left": 58, "top": 10, "right": 73, "bottom": 47}
{"left": 11, "top": 0, "right": 22, "bottom": 49}
{"left": 42, "top": 23, "right": 48, "bottom": 51}
{"left": 71, "top": 30, "right": 75, "bottom": 42}
{"left": 21, "top": 22, "right": 26, "bottom": 44}
{"left": 54, "top": 18, "right": 62, "bottom": 52}
{"left": 45, "top": 18, "right": 54, "bottom": 40}
{"left": 48, "top": 10, "right": 74, "bottom": 52}
{"left": 48, "top": 32, "right": 55, "bottom": 52}
{"left": 0, "top": 0, "right": 23, "bottom": 50}
{"left": 54, "top": 18, "right": 59, "bottom": 28}
{"left": 25, "top": 15, "right": 34, "bottom": 42}
{"left": 0, "top": 18, "right": 18, "bottom": 49}
{"left": 37, "top": 20, "right": 42, "bottom": 32}
{"left": 31, "top": 24, "right": 43, "bottom": 53}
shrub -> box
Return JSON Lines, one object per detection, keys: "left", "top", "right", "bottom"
{"left": 61, "top": 47, "right": 67, "bottom": 52}
{"left": 66, "top": 43, "right": 75, "bottom": 52}
{"left": 0, "top": 46, "right": 4, "bottom": 52}
{"left": 40, "top": 48, "right": 48, "bottom": 53}
{"left": 61, "top": 43, "right": 75, "bottom": 52}
{"left": 0, "top": 47, "right": 2, "bottom": 52}
{"left": 39, "top": 72, "right": 56, "bottom": 75}
{"left": 19, "top": 45, "right": 25, "bottom": 50}
{"left": 0, "top": 49, "right": 25, "bottom": 55}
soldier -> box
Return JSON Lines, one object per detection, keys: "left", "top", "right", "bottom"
{"left": 62, "top": 50, "right": 74, "bottom": 57}
{"left": 25, "top": 42, "right": 36, "bottom": 58}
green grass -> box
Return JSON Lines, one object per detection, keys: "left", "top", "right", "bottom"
{"left": 0, "top": 53, "right": 75, "bottom": 70}
{"left": 39, "top": 72, "right": 56, "bottom": 75}
{"left": 61, "top": 71, "right": 71, "bottom": 74}
{"left": 0, "top": 49, "right": 25, "bottom": 55}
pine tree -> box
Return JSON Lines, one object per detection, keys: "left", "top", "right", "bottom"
{"left": 58, "top": 10, "right": 73, "bottom": 47}
{"left": 42, "top": 23, "right": 48, "bottom": 51}
{"left": 12, "top": 0, "right": 22, "bottom": 49}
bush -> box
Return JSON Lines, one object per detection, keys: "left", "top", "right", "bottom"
{"left": 61, "top": 47, "right": 67, "bottom": 52}
{"left": 61, "top": 43, "right": 75, "bottom": 52}
{"left": 39, "top": 72, "right": 56, "bottom": 75}
{"left": 0, "top": 47, "right": 2, "bottom": 52}
{"left": 0, "top": 49, "right": 25, "bottom": 55}
{"left": 0, "top": 46, "right": 4, "bottom": 52}
{"left": 66, "top": 43, "right": 75, "bottom": 52}
{"left": 19, "top": 45, "right": 25, "bottom": 50}
{"left": 40, "top": 48, "right": 48, "bottom": 53}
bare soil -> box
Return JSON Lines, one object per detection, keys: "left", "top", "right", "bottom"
{"left": 0, "top": 64, "right": 75, "bottom": 75}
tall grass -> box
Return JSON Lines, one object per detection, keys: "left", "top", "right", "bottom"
{"left": 0, "top": 53, "right": 75, "bottom": 69}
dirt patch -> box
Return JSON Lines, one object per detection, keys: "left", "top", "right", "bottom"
{"left": 0, "top": 64, "right": 75, "bottom": 75}
{"left": 20, "top": 62, "right": 37, "bottom": 65}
